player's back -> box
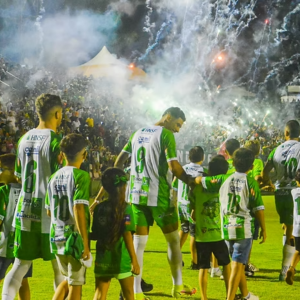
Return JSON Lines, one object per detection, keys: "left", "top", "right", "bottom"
{"left": 14, "top": 129, "right": 61, "bottom": 233}
{"left": 127, "top": 126, "right": 177, "bottom": 207}
{"left": 271, "top": 140, "right": 300, "bottom": 189}
{"left": 46, "top": 166, "right": 90, "bottom": 254}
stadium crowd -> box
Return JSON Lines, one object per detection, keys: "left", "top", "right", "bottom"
{"left": 0, "top": 57, "right": 300, "bottom": 300}
{"left": 0, "top": 56, "right": 292, "bottom": 171}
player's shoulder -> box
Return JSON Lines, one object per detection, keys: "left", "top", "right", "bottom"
{"left": 291, "top": 187, "right": 300, "bottom": 198}
{"left": 73, "top": 167, "right": 90, "bottom": 182}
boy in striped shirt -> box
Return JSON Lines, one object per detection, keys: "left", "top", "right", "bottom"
{"left": 199, "top": 148, "right": 266, "bottom": 300}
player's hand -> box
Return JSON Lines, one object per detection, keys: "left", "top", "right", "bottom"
{"left": 131, "top": 259, "right": 140, "bottom": 275}
{"left": 194, "top": 176, "right": 202, "bottom": 185}
{"left": 259, "top": 229, "right": 266, "bottom": 244}
{"left": 82, "top": 245, "right": 90, "bottom": 261}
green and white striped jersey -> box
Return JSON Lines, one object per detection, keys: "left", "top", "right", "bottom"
{"left": 123, "top": 126, "right": 177, "bottom": 207}
{"left": 268, "top": 140, "right": 300, "bottom": 190}
{"left": 0, "top": 183, "right": 21, "bottom": 258}
{"left": 14, "top": 129, "right": 61, "bottom": 233}
{"left": 45, "top": 166, "right": 90, "bottom": 255}
{"left": 292, "top": 188, "right": 300, "bottom": 237}
{"left": 202, "top": 172, "right": 264, "bottom": 240}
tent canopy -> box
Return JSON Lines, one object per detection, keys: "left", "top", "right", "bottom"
{"left": 71, "top": 46, "right": 147, "bottom": 80}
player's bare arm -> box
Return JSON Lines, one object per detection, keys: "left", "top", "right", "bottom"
{"left": 74, "top": 204, "right": 90, "bottom": 260}
{"left": 123, "top": 231, "right": 140, "bottom": 276}
{"left": 255, "top": 209, "right": 267, "bottom": 244}
{"left": 114, "top": 151, "right": 130, "bottom": 169}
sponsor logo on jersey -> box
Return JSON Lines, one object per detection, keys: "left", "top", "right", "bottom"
{"left": 138, "top": 136, "right": 151, "bottom": 144}
{"left": 24, "top": 146, "right": 41, "bottom": 155}
{"left": 55, "top": 184, "right": 68, "bottom": 192}
{"left": 27, "top": 134, "right": 48, "bottom": 142}
{"left": 141, "top": 128, "right": 157, "bottom": 133}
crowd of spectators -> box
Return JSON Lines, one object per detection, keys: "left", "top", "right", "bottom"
{"left": 0, "top": 56, "right": 298, "bottom": 174}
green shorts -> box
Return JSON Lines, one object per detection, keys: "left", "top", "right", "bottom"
{"left": 132, "top": 204, "right": 178, "bottom": 228}
{"left": 274, "top": 189, "right": 294, "bottom": 226}
{"left": 14, "top": 229, "right": 55, "bottom": 261}
{"left": 95, "top": 272, "right": 133, "bottom": 280}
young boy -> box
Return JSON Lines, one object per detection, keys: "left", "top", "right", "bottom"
{"left": 45, "top": 134, "right": 91, "bottom": 300}
{"left": 190, "top": 156, "right": 230, "bottom": 300}
{"left": 225, "top": 139, "right": 240, "bottom": 175}
{"left": 199, "top": 148, "right": 266, "bottom": 300}
{"left": 286, "top": 169, "right": 300, "bottom": 285}
{"left": 172, "top": 146, "right": 207, "bottom": 269}
{"left": 0, "top": 154, "right": 31, "bottom": 300}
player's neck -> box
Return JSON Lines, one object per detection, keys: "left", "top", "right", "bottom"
{"left": 36, "top": 120, "right": 57, "bottom": 132}
{"left": 65, "top": 160, "right": 82, "bottom": 169}
{"left": 286, "top": 137, "right": 299, "bottom": 141}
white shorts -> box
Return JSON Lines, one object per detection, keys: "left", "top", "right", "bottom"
{"left": 56, "top": 254, "right": 86, "bottom": 286}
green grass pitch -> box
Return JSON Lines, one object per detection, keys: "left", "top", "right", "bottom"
{"left": 1, "top": 196, "right": 298, "bottom": 299}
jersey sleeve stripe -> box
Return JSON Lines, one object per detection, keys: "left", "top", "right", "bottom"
{"left": 122, "top": 149, "right": 131, "bottom": 155}
{"left": 14, "top": 171, "right": 21, "bottom": 178}
{"left": 45, "top": 205, "right": 50, "bottom": 210}
{"left": 252, "top": 205, "right": 265, "bottom": 212}
{"left": 74, "top": 200, "right": 89, "bottom": 205}
{"left": 201, "top": 177, "right": 207, "bottom": 189}
{"left": 167, "top": 157, "right": 178, "bottom": 162}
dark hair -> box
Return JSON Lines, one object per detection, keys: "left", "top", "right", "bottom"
{"left": 225, "top": 139, "right": 240, "bottom": 156}
{"left": 286, "top": 120, "right": 300, "bottom": 139}
{"left": 35, "top": 94, "right": 62, "bottom": 120}
{"left": 100, "top": 167, "right": 127, "bottom": 249}
{"left": 60, "top": 134, "right": 88, "bottom": 161}
{"left": 189, "top": 146, "right": 204, "bottom": 163}
{"left": 295, "top": 169, "right": 300, "bottom": 184}
{"left": 208, "top": 156, "right": 228, "bottom": 176}
{"left": 244, "top": 140, "right": 260, "bottom": 156}
{"left": 0, "top": 154, "right": 16, "bottom": 170}
{"left": 232, "top": 148, "right": 254, "bottom": 173}
{"left": 162, "top": 107, "right": 186, "bottom": 122}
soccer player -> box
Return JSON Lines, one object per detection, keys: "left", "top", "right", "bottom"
{"left": 0, "top": 154, "right": 31, "bottom": 300}
{"left": 285, "top": 169, "right": 300, "bottom": 285}
{"left": 46, "top": 134, "right": 90, "bottom": 300}
{"left": 113, "top": 107, "right": 198, "bottom": 299}
{"left": 2, "top": 94, "right": 64, "bottom": 300}
{"left": 199, "top": 148, "right": 266, "bottom": 300}
{"left": 225, "top": 139, "right": 240, "bottom": 175}
{"left": 260, "top": 120, "right": 300, "bottom": 280}
{"left": 172, "top": 146, "right": 206, "bottom": 270}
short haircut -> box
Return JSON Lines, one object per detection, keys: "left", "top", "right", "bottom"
{"left": 35, "top": 94, "right": 62, "bottom": 120}
{"left": 162, "top": 107, "right": 186, "bottom": 122}
{"left": 232, "top": 148, "right": 255, "bottom": 173}
{"left": 295, "top": 169, "right": 300, "bottom": 184}
{"left": 244, "top": 140, "right": 260, "bottom": 156}
{"left": 0, "top": 154, "right": 16, "bottom": 170}
{"left": 286, "top": 120, "right": 300, "bottom": 139}
{"left": 225, "top": 139, "right": 240, "bottom": 156}
{"left": 60, "top": 134, "right": 88, "bottom": 162}
{"left": 208, "top": 156, "right": 228, "bottom": 176}
{"left": 189, "top": 146, "right": 204, "bottom": 163}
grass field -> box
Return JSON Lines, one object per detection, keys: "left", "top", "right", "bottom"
{"left": 1, "top": 195, "right": 299, "bottom": 299}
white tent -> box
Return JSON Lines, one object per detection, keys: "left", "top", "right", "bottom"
{"left": 71, "top": 46, "right": 147, "bottom": 80}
